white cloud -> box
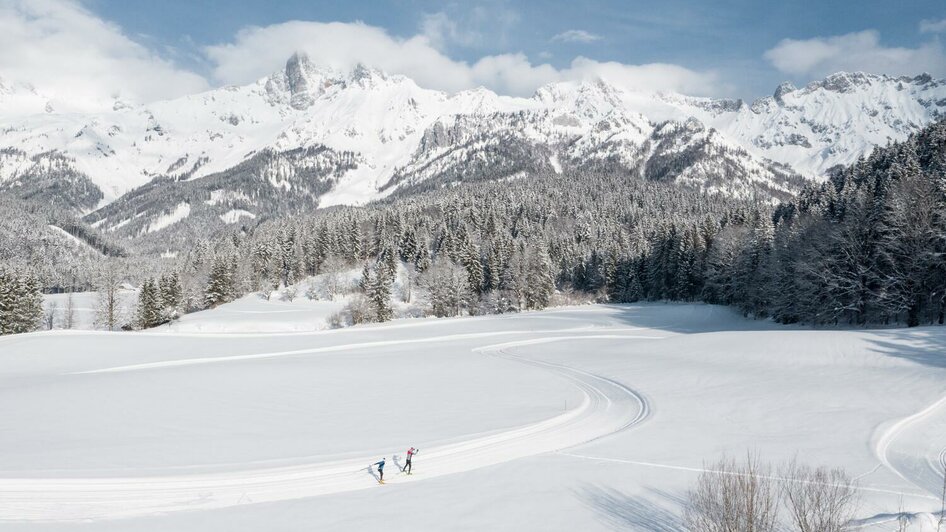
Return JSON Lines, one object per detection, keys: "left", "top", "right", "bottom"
{"left": 205, "top": 20, "right": 722, "bottom": 97}
{"left": 564, "top": 57, "right": 724, "bottom": 95}
{"left": 421, "top": 12, "right": 481, "bottom": 50}
{"left": 920, "top": 18, "right": 946, "bottom": 33}
{"left": 552, "top": 30, "right": 602, "bottom": 44}
{"left": 764, "top": 30, "right": 946, "bottom": 79}
{"left": 205, "top": 21, "right": 480, "bottom": 93}
{"left": 0, "top": 0, "right": 208, "bottom": 111}
{"left": 0, "top": 1, "right": 723, "bottom": 110}
{"left": 420, "top": 4, "right": 519, "bottom": 51}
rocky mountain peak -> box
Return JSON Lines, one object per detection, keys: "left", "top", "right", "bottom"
{"left": 773, "top": 82, "right": 797, "bottom": 104}
{"left": 348, "top": 63, "right": 390, "bottom": 88}
{"left": 809, "top": 71, "right": 876, "bottom": 93}
{"left": 283, "top": 52, "right": 324, "bottom": 110}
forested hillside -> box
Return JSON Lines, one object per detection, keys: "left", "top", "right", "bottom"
{"left": 4, "top": 119, "right": 945, "bottom": 334}
{"left": 125, "top": 118, "right": 946, "bottom": 330}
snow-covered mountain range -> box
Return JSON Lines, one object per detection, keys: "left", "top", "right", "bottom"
{"left": 1, "top": 52, "right": 944, "bottom": 249}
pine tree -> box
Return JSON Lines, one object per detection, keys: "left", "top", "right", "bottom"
{"left": 205, "top": 256, "right": 235, "bottom": 308}
{"left": 15, "top": 274, "right": 43, "bottom": 334}
{"left": 0, "top": 269, "right": 14, "bottom": 335}
{"left": 302, "top": 230, "right": 323, "bottom": 276}
{"left": 277, "top": 224, "right": 298, "bottom": 287}
{"left": 136, "top": 278, "right": 163, "bottom": 329}
{"left": 459, "top": 235, "right": 484, "bottom": 296}
{"left": 367, "top": 264, "right": 394, "bottom": 322}
{"left": 346, "top": 218, "right": 363, "bottom": 262}
{"left": 252, "top": 241, "right": 275, "bottom": 293}
{"left": 524, "top": 246, "right": 555, "bottom": 310}
{"left": 159, "top": 272, "right": 183, "bottom": 318}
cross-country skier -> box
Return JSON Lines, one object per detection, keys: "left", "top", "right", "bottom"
{"left": 402, "top": 447, "right": 419, "bottom": 474}
{"left": 374, "top": 458, "right": 386, "bottom": 482}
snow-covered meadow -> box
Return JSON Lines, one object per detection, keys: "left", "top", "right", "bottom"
{"left": 40, "top": 290, "right": 137, "bottom": 331}
{"left": 1, "top": 303, "right": 945, "bottom": 530}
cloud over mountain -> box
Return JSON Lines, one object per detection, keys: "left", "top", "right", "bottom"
{"left": 0, "top": 0, "right": 208, "bottom": 111}
{"left": 765, "top": 30, "right": 946, "bottom": 80}
{"left": 205, "top": 20, "right": 723, "bottom": 97}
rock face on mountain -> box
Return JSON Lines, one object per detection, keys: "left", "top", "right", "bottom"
{"left": 0, "top": 53, "right": 943, "bottom": 251}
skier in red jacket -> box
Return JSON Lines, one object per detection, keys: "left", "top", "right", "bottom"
{"left": 402, "top": 447, "right": 419, "bottom": 474}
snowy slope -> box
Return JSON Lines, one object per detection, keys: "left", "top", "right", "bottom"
{"left": 0, "top": 304, "right": 944, "bottom": 530}
{"left": 1, "top": 55, "right": 944, "bottom": 234}
{"left": 671, "top": 72, "right": 946, "bottom": 176}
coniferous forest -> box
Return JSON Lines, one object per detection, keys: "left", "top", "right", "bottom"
{"left": 2, "top": 118, "right": 945, "bottom": 334}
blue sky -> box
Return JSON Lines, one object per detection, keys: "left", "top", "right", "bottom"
{"left": 1, "top": 0, "right": 944, "bottom": 107}
{"left": 83, "top": 0, "right": 946, "bottom": 98}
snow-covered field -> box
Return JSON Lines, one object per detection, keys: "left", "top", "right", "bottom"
{"left": 41, "top": 290, "right": 137, "bottom": 331}
{"left": 1, "top": 303, "right": 945, "bottom": 530}
{"left": 163, "top": 292, "right": 352, "bottom": 333}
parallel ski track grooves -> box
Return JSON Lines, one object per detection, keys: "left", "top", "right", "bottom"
{"left": 0, "top": 335, "right": 651, "bottom": 522}
{"left": 875, "top": 392, "right": 946, "bottom": 498}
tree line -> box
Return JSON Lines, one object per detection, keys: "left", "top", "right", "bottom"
{"left": 0, "top": 268, "right": 43, "bottom": 335}
{"left": 3, "top": 118, "right": 945, "bottom": 334}
{"left": 174, "top": 118, "right": 944, "bottom": 328}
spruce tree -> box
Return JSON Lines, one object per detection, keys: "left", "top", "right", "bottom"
{"left": 136, "top": 278, "right": 162, "bottom": 329}
{"left": 205, "top": 256, "right": 235, "bottom": 308}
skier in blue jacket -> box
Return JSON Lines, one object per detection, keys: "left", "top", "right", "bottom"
{"left": 374, "top": 458, "right": 386, "bottom": 482}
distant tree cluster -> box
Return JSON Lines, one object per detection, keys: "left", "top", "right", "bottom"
{"left": 695, "top": 119, "right": 946, "bottom": 325}
{"left": 134, "top": 273, "right": 183, "bottom": 329}
{"left": 164, "top": 166, "right": 762, "bottom": 327}
{"left": 0, "top": 267, "right": 43, "bottom": 335}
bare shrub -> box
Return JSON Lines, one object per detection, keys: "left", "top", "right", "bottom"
{"left": 897, "top": 497, "right": 909, "bottom": 532}
{"left": 939, "top": 464, "right": 946, "bottom": 532}
{"left": 683, "top": 453, "right": 779, "bottom": 532}
{"left": 780, "top": 459, "right": 858, "bottom": 532}
{"left": 305, "top": 283, "right": 320, "bottom": 300}
{"left": 327, "top": 311, "right": 347, "bottom": 329}
{"left": 320, "top": 256, "right": 348, "bottom": 299}
{"left": 63, "top": 292, "right": 76, "bottom": 329}
{"left": 324, "top": 294, "right": 375, "bottom": 329}
{"left": 44, "top": 301, "right": 59, "bottom": 330}
{"left": 551, "top": 286, "right": 596, "bottom": 307}
{"left": 280, "top": 285, "right": 297, "bottom": 302}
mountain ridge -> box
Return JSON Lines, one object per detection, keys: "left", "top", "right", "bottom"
{"left": 0, "top": 53, "right": 944, "bottom": 252}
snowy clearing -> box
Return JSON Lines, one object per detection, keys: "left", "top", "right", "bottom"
{"left": 163, "top": 292, "right": 351, "bottom": 333}
{"left": 41, "top": 291, "right": 137, "bottom": 331}
{"left": 142, "top": 202, "right": 191, "bottom": 234}
{"left": 1, "top": 304, "right": 945, "bottom": 531}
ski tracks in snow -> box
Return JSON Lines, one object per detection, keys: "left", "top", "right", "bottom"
{"left": 0, "top": 333, "right": 654, "bottom": 522}
{"left": 874, "top": 392, "right": 946, "bottom": 499}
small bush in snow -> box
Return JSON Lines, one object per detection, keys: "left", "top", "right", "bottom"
{"left": 475, "top": 291, "right": 519, "bottom": 315}
{"left": 684, "top": 453, "right": 779, "bottom": 532}
{"left": 305, "top": 283, "right": 320, "bottom": 300}
{"left": 281, "top": 285, "right": 298, "bottom": 302}
{"left": 780, "top": 459, "right": 858, "bottom": 532}
{"left": 328, "top": 311, "right": 348, "bottom": 329}
{"left": 685, "top": 454, "right": 860, "bottom": 532}
{"left": 551, "top": 287, "right": 596, "bottom": 307}
{"left": 329, "top": 295, "right": 373, "bottom": 328}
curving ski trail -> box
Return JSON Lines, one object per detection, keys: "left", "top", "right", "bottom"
{"left": 0, "top": 336, "right": 650, "bottom": 522}
{"left": 875, "top": 392, "right": 946, "bottom": 498}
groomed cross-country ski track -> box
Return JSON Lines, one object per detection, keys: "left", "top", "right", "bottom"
{"left": 0, "top": 331, "right": 653, "bottom": 522}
